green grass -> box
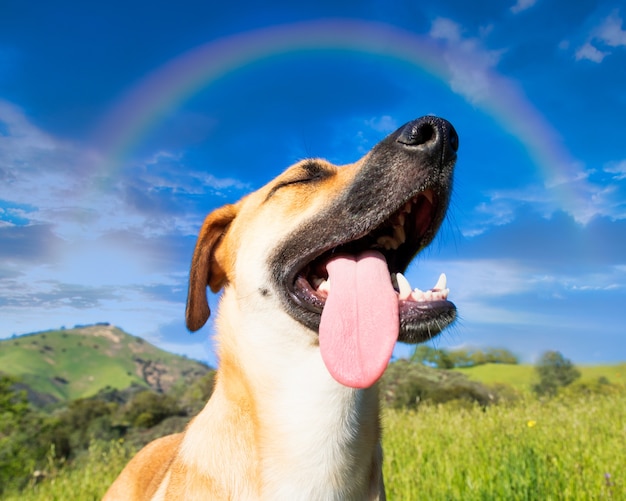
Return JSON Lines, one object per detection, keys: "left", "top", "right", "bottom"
{"left": 455, "top": 362, "right": 626, "bottom": 391}
{"left": 383, "top": 392, "right": 625, "bottom": 500}
{"left": 2, "top": 441, "right": 135, "bottom": 501}
{"left": 6, "top": 391, "right": 624, "bottom": 500}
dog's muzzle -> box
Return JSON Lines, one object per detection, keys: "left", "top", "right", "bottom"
{"left": 272, "top": 116, "right": 459, "bottom": 386}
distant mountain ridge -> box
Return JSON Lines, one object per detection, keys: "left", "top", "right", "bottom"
{"left": 0, "top": 324, "right": 211, "bottom": 404}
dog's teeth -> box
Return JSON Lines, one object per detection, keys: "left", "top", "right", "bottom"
{"left": 317, "top": 278, "right": 331, "bottom": 294}
{"left": 403, "top": 201, "right": 413, "bottom": 214}
{"left": 432, "top": 273, "right": 447, "bottom": 291}
{"left": 409, "top": 288, "right": 425, "bottom": 302}
{"left": 397, "top": 213, "right": 406, "bottom": 227}
{"left": 377, "top": 236, "right": 399, "bottom": 250}
{"left": 393, "top": 224, "right": 406, "bottom": 244}
{"left": 395, "top": 272, "right": 412, "bottom": 300}
{"left": 376, "top": 236, "right": 391, "bottom": 249}
{"left": 422, "top": 190, "right": 434, "bottom": 204}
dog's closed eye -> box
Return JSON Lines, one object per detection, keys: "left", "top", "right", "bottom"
{"left": 266, "top": 160, "right": 334, "bottom": 199}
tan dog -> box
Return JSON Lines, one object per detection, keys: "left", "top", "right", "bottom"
{"left": 103, "top": 116, "right": 458, "bottom": 500}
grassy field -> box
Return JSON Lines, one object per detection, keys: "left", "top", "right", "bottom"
{"left": 383, "top": 392, "right": 625, "bottom": 499}
{"left": 6, "top": 391, "right": 624, "bottom": 500}
{"left": 455, "top": 362, "right": 626, "bottom": 391}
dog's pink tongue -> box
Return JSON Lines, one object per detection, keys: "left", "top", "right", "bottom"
{"left": 319, "top": 250, "right": 399, "bottom": 389}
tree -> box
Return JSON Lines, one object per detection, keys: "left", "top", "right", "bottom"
{"left": 484, "top": 347, "right": 519, "bottom": 365}
{"left": 532, "top": 350, "right": 581, "bottom": 397}
{"left": 0, "top": 376, "right": 39, "bottom": 493}
{"left": 410, "top": 345, "right": 454, "bottom": 369}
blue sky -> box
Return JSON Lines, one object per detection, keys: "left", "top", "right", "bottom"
{"left": 1, "top": 0, "right": 625, "bottom": 366}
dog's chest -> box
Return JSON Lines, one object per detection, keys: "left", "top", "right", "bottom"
{"left": 257, "top": 360, "right": 379, "bottom": 500}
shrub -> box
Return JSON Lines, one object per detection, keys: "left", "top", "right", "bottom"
{"left": 532, "top": 351, "right": 580, "bottom": 397}
{"left": 381, "top": 360, "right": 498, "bottom": 409}
{"left": 123, "top": 391, "right": 185, "bottom": 429}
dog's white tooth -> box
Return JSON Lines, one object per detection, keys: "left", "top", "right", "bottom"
{"left": 397, "top": 213, "right": 406, "bottom": 227}
{"left": 409, "top": 288, "right": 425, "bottom": 302}
{"left": 317, "top": 278, "right": 331, "bottom": 294}
{"left": 404, "top": 201, "right": 413, "bottom": 214}
{"left": 433, "top": 273, "right": 447, "bottom": 291}
{"left": 396, "top": 272, "right": 412, "bottom": 300}
{"left": 423, "top": 190, "right": 434, "bottom": 204}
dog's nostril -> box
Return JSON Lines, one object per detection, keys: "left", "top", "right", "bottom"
{"left": 396, "top": 117, "right": 458, "bottom": 159}
{"left": 397, "top": 121, "right": 436, "bottom": 147}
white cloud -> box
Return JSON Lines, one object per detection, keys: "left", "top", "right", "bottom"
{"left": 595, "top": 10, "right": 626, "bottom": 47}
{"left": 510, "top": 0, "right": 537, "bottom": 15}
{"left": 575, "top": 10, "right": 626, "bottom": 63}
{"left": 0, "top": 101, "right": 249, "bottom": 355}
{"left": 425, "top": 19, "right": 618, "bottom": 226}
{"left": 604, "top": 160, "right": 626, "bottom": 180}
{"left": 364, "top": 115, "right": 398, "bottom": 134}
{"left": 0, "top": 100, "right": 248, "bottom": 238}
{"left": 430, "top": 18, "right": 463, "bottom": 43}
{"left": 428, "top": 18, "right": 506, "bottom": 105}
{"left": 575, "top": 42, "right": 609, "bottom": 63}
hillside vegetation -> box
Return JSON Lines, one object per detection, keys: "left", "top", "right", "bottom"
{"left": 1, "top": 325, "right": 624, "bottom": 498}
{"left": 0, "top": 325, "right": 209, "bottom": 402}
{"left": 3, "top": 392, "right": 624, "bottom": 501}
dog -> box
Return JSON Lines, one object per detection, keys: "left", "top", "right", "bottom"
{"left": 103, "top": 116, "right": 458, "bottom": 500}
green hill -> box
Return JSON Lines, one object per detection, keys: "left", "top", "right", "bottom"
{"left": 0, "top": 324, "right": 210, "bottom": 402}
{"left": 455, "top": 362, "right": 626, "bottom": 391}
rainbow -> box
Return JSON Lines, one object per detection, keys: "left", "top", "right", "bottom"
{"left": 91, "top": 19, "right": 585, "bottom": 211}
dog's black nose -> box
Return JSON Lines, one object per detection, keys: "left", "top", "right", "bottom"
{"left": 396, "top": 116, "right": 458, "bottom": 160}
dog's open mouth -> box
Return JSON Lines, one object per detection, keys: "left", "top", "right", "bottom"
{"left": 289, "top": 189, "right": 455, "bottom": 328}
{"left": 285, "top": 188, "right": 456, "bottom": 388}
{"left": 293, "top": 190, "right": 447, "bottom": 301}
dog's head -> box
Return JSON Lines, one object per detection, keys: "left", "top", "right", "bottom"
{"left": 186, "top": 116, "right": 458, "bottom": 387}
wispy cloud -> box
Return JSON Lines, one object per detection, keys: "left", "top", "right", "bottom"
{"left": 575, "top": 42, "right": 609, "bottom": 62}
{"left": 0, "top": 100, "right": 248, "bottom": 355}
{"left": 364, "top": 115, "right": 398, "bottom": 134}
{"left": 428, "top": 18, "right": 506, "bottom": 105}
{"left": 510, "top": 0, "right": 538, "bottom": 15}
{"left": 575, "top": 10, "right": 626, "bottom": 62}
{"left": 595, "top": 10, "right": 626, "bottom": 47}
{"left": 0, "top": 101, "right": 249, "bottom": 237}
{"left": 604, "top": 159, "right": 626, "bottom": 180}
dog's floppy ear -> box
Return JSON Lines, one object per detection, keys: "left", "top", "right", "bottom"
{"left": 186, "top": 203, "right": 239, "bottom": 332}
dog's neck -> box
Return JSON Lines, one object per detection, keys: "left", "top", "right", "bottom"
{"left": 184, "top": 287, "right": 384, "bottom": 500}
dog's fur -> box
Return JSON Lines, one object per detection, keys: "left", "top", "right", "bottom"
{"left": 103, "top": 117, "right": 457, "bottom": 501}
